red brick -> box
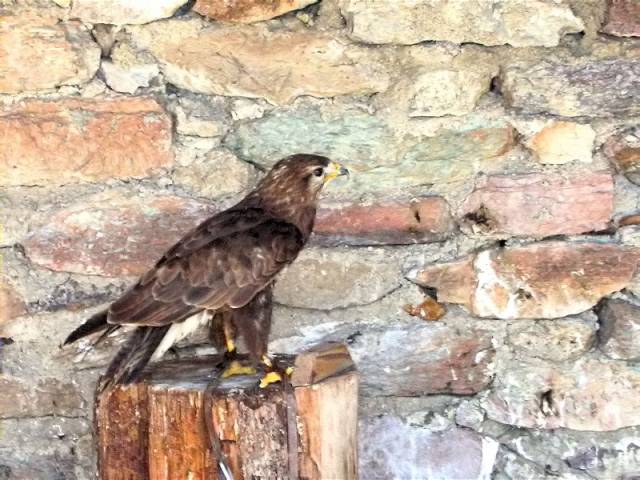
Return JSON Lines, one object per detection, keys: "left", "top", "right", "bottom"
{"left": 194, "top": 0, "right": 317, "bottom": 23}
{"left": 414, "top": 242, "right": 640, "bottom": 319}
{"left": 314, "top": 197, "right": 453, "bottom": 245}
{"left": 459, "top": 172, "right": 613, "bottom": 237}
{"left": 601, "top": 0, "right": 640, "bottom": 37}
{"left": 23, "top": 191, "right": 216, "bottom": 277}
{"left": 0, "top": 97, "right": 173, "bottom": 186}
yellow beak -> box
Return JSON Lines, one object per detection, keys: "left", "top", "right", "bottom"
{"left": 324, "top": 161, "right": 350, "bottom": 184}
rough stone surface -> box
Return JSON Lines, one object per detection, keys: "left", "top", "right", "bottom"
{"left": 597, "top": 299, "right": 640, "bottom": 360}
{"left": 528, "top": 121, "right": 595, "bottom": 164}
{"left": 70, "top": 0, "right": 190, "bottom": 25}
{"left": 273, "top": 248, "right": 399, "bottom": 310}
{"left": 194, "top": 0, "right": 318, "bottom": 23}
{"left": 169, "top": 93, "right": 229, "bottom": 138}
{"left": 99, "top": 42, "right": 159, "bottom": 94}
{"left": 458, "top": 172, "right": 614, "bottom": 237}
{"left": 338, "top": 0, "right": 584, "bottom": 46}
{"left": 313, "top": 197, "right": 454, "bottom": 246}
{"left": 507, "top": 319, "right": 596, "bottom": 362}
{"left": 0, "top": 281, "right": 26, "bottom": 327}
{"left": 413, "top": 242, "right": 640, "bottom": 319}
{"left": 407, "top": 69, "right": 492, "bottom": 117}
{"left": 360, "top": 416, "right": 498, "bottom": 480}
{"left": 225, "top": 105, "right": 394, "bottom": 171}
{"left": 349, "top": 322, "right": 495, "bottom": 396}
{"left": 172, "top": 149, "right": 256, "bottom": 199}
{"left": 23, "top": 190, "right": 216, "bottom": 277}
{"left": 0, "top": 376, "right": 85, "bottom": 419}
{"left": 130, "top": 20, "right": 390, "bottom": 104}
{"left": 501, "top": 59, "right": 640, "bottom": 117}
{"left": 484, "top": 357, "right": 640, "bottom": 431}
{"left": 603, "top": 126, "right": 640, "bottom": 186}
{"left": 0, "top": 97, "right": 173, "bottom": 186}
{"left": 0, "top": 13, "right": 100, "bottom": 94}
{"left": 601, "top": 0, "right": 640, "bottom": 37}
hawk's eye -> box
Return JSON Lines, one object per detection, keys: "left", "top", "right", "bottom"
{"left": 312, "top": 167, "right": 324, "bottom": 177}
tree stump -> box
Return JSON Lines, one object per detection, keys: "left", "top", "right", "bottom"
{"left": 96, "top": 343, "right": 358, "bottom": 480}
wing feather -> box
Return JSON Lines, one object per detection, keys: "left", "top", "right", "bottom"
{"left": 105, "top": 208, "right": 305, "bottom": 327}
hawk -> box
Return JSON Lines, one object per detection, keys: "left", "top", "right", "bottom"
{"left": 64, "top": 154, "right": 349, "bottom": 392}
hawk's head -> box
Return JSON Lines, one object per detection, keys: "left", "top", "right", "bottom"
{"left": 256, "top": 153, "right": 349, "bottom": 205}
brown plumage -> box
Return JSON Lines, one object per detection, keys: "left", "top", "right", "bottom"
{"left": 64, "top": 154, "right": 348, "bottom": 392}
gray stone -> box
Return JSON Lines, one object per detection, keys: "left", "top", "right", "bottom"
{"left": 507, "top": 318, "right": 596, "bottom": 362}
{"left": 348, "top": 321, "right": 495, "bottom": 396}
{"left": 224, "top": 105, "right": 394, "bottom": 171}
{"left": 172, "top": 149, "right": 256, "bottom": 200}
{"left": 338, "top": 0, "right": 584, "bottom": 46}
{"left": 273, "top": 248, "right": 400, "bottom": 310}
{"left": 501, "top": 59, "right": 640, "bottom": 117}
{"left": 71, "top": 0, "right": 190, "bottom": 24}
{"left": 0, "top": 376, "right": 85, "bottom": 419}
{"left": 169, "top": 93, "right": 229, "bottom": 138}
{"left": 597, "top": 299, "right": 640, "bottom": 360}
{"left": 484, "top": 356, "right": 640, "bottom": 431}
{"left": 359, "top": 416, "right": 499, "bottom": 480}
{"left": 100, "top": 42, "right": 159, "bottom": 94}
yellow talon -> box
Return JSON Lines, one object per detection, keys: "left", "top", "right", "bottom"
{"left": 261, "top": 355, "right": 273, "bottom": 368}
{"left": 222, "top": 360, "right": 256, "bottom": 378}
{"left": 226, "top": 338, "right": 236, "bottom": 353}
{"left": 285, "top": 366, "right": 294, "bottom": 376}
{"left": 259, "top": 371, "right": 282, "bottom": 388}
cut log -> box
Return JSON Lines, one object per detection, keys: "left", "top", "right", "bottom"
{"left": 96, "top": 343, "right": 358, "bottom": 480}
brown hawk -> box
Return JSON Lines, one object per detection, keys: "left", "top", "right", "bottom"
{"left": 64, "top": 154, "right": 349, "bottom": 391}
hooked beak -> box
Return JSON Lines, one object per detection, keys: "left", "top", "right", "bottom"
{"left": 324, "top": 161, "right": 350, "bottom": 184}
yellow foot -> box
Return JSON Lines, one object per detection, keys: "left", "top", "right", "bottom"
{"left": 285, "top": 366, "right": 294, "bottom": 376}
{"left": 221, "top": 360, "right": 256, "bottom": 379}
{"left": 259, "top": 371, "right": 283, "bottom": 388}
{"left": 261, "top": 355, "right": 273, "bottom": 368}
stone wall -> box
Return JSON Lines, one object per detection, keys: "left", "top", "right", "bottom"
{"left": 1, "top": 0, "right": 639, "bottom": 478}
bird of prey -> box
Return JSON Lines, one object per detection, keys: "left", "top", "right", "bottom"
{"left": 64, "top": 154, "right": 349, "bottom": 392}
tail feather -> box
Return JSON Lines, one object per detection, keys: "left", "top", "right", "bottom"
{"left": 64, "top": 310, "right": 117, "bottom": 346}
{"left": 98, "top": 325, "right": 171, "bottom": 393}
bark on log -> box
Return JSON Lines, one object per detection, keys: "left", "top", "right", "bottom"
{"left": 96, "top": 343, "right": 358, "bottom": 480}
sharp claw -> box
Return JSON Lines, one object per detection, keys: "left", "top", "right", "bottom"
{"left": 259, "top": 371, "right": 282, "bottom": 388}
{"left": 221, "top": 360, "right": 257, "bottom": 379}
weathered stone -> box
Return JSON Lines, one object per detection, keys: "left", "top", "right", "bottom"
{"left": 274, "top": 248, "right": 399, "bottom": 310}
{"left": 338, "top": 0, "right": 583, "bottom": 47}
{"left": 459, "top": 172, "right": 614, "bottom": 237}
{"left": 603, "top": 126, "right": 640, "bottom": 186}
{"left": 194, "top": 0, "right": 318, "bottom": 23}
{"left": 528, "top": 121, "right": 595, "bottom": 164}
{"left": 402, "top": 297, "right": 446, "bottom": 322}
{"left": 354, "top": 127, "right": 516, "bottom": 194}
{"left": 360, "top": 416, "right": 498, "bottom": 480}
{"left": 407, "top": 69, "right": 492, "bottom": 117}
{"left": 313, "top": 197, "right": 454, "bottom": 246}
{"left": 172, "top": 149, "right": 256, "bottom": 199}
{"left": 501, "top": 59, "right": 640, "bottom": 117}
{"left": 507, "top": 319, "right": 596, "bottom": 362}
{"left": 0, "top": 376, "right": 85, "bottom": 418}
{"left": 349, "top": 322, "right": 495, "bottom": 396}
{"left": 170, "top": 93, "right": 228, "bottom": 138}
{"left": 100, "top": 42, "right": 159, "bottom": 94}
{"left": 484, "top": 357, "right": 640, "bottom": 431}
{"left": 597, "top": 299, "right": 640, "bottom": 360}
{"left": 23, "top": 190, "right": 216, "bottom": 277}
{"left": 0, "top": 97, "right": 173, "bottom": 186}
{"left": 413, "top": 242, "right": 640, "bottom": 319}
{"left": 225, "top": 105, "right": 394, "bottom": 171}
{"left": 0, "top": 13, "right": 100, "bottom": 94}
{"left": 129, "top": 20, "right": 389, "bottom": 104}
{"left": 70, "top": 0, "right": 190, "bottom": 24}
{"left": 601, "top": 0, "right": 640, "bottom": 37}
{"left": 0, "top": 281, "right": 26, "bottom": 326}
